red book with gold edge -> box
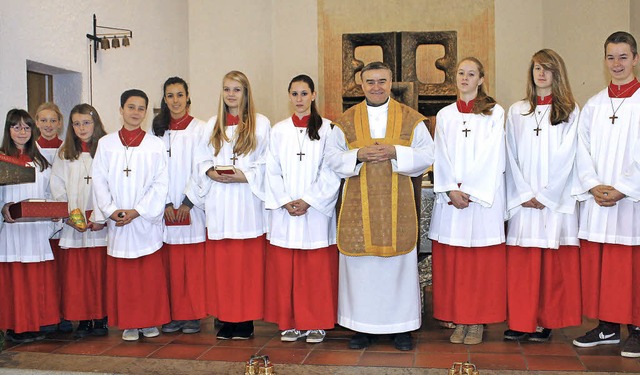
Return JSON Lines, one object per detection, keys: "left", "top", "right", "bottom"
{"left": 165, "top": 208, "right": 191, "bottom": 226}
{"left": 8, "top": 199, "right": 69, "bottom": 222}
{"left": 215, "top": 165, "right": 236, "bottom": 175}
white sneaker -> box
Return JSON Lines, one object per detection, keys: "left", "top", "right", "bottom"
{"left": 305, "top": 330, "right": 326, "bottom": 343}
{"left": 280, "top": 329, "right": 305, "bottom": 342}
{"left": 139, "top": 327, "right": 160, "bottom": 338}
{"left": 122, "top": 329, "right": 140, "bottom": 341}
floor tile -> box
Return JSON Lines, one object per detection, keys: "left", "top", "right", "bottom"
{"left": 357, "top": 351, "right": 415, "bottom": 367}
{"left": 580, "top": 355, "right": 640, "bottom": 372}
{"left": 469, "top": 353, "right": 527, "bottom": 370}
{"left": 313, "top": 338, "right": 351, "bottom": 351}
{"left": 303, "top": 349, "right": 361, "bottom": 366}
{"left": 520, "top": 341, "right": 577, "bottom": 356}
{"left": 8, "top": 340, "right": 69, "bottom": 353}
{"left": 101, "top": 342, "right": 162, "bottom": 358}
{"left": 215, "top": 336, "right": 271, "bottom": 348}
{"left": 149, "top": 344, "right": 210, "bottom": 360}
{"left": 198, "top": 346, "right": 259, "bottom": 362}
{"left": 52, "top": 340, "right": 117, "bottom": 355}
{"left": 466, "top": 341, "right": 523, "bottom": 354}
{"left": 170, "top": 333, "right": 219, "bottom": 346}
{"left": 525, "top": 354, "right": 586, "bottom": 371}
{"left": 415, "top": 353, "right": 470, "bottom": 368}
{"left": 257, "top": 347, "right": 309, "bottom": 364}
{"left": 415, "top": 341, "right": 468, "bottom": 353}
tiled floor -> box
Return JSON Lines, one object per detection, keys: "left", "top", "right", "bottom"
{"left": 1, "top": 302, "right": 640, "bottom": 374}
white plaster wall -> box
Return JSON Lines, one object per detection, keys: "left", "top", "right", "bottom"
{"left": 0, "top": 0, "right": 189, "bottom": 137}
{"left": 187, "top": 0, "right": 320, "bottom": 124}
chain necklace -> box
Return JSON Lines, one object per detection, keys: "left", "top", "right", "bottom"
{"left": 532, "top": 105, "right": 550, "bottom": 136}
{"left": 119, "top": 130, "right": 144, "bottom": 177}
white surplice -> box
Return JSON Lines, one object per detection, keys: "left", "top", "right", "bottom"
{"left": 50, "top": 151, "right": 108, "bottom": 248}
{"left": 91, "top": 132, "right": 169, "bottom": 258}
{"left": 193, "top": 114, "right": 270, "bottom": 239}
{"left": 325, "top": 100, "right": 435, "bottom": 334}
{"left": 573, "top": 88, "right": 640, "bottom": 245}
{"left": 37, "top": 144, "right": 62, "bottom": 239}
{"left": 505, "top": 101, "right": 579, "bottom": 249}
{"left": 0, "top": 162, "right": 53, "bottom": 262}
{"left": 158, "top": 118, "right": 207, "bottom": 245}
{"left": 266, "top": 117, "right": 339, "bottom": 249}
{"left": 428, "top": 103, "right": 506, "bottom": 247}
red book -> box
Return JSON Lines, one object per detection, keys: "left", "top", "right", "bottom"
{"left": 165, "top": 209, "right": 191, "bottom": 226}
{"left": 215, "top": 165, "right": 236, "bottom": 175}
{"left": 8, "top": 200, "right": 69, "bottom": 222}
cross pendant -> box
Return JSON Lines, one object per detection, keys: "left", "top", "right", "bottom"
{"left": 84, "top": 175, "right": 92, "bottom": 184}
{"left": 297, "top": 151, "right": 305, "bottom": 161}
{"left": 123, "top": 167, "right": 131, "bottom": 177}
{"left": 230, "top": 154, "right": 238, "bottom": 165}
{"left": 462, "top": 128, "right": 471, "bottom": 137}
{"left": 609, "top": 114, "right": 618, "bottom": 124}
{"left": 534, "top": 127, "right": 542, "bottom": 136}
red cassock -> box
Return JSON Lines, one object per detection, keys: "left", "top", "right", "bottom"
{"left": 432, "top": 241, "right": 507, "bottom": 324}
{"left": 263, "top": 244, "right": 338, "bottom": 330}
{"left": 106, "top": 249, "right": 170, "bottom": 329}
{"left": 204, "top": 236, "right": 266, "bottom": 322}
{"left": 161, "top": 242, "right": 207, "bottom": 320}
{"left": 0, "top": 261, "right": 60, "bottom": 332}
{"left": 506, "top": 245, "right": 582, "bottom": 332}
{"left": 57, "top": 247, "right": 108, "bottom": 320}
{"left": 580, "top": 240, "right": 640, "bottom": 326}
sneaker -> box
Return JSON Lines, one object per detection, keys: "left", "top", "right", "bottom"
{"left": 92, "top": 317, "right": 108, "bottom": 336}
{"left": 450, "top": 324, "right": 467, "bottom": 344}
{"left": 122, "top": 329, "right": 139, "bottom": 341}
{"left": 216, "top": 322, "right": 234, "bottom": 340}
{"left": 464, "top": 324, "right": 484, "bottom": 345}
{"left": 58, "top": 319, "right": 74, "bottom": 333}
{"left": 528, "top": 327, "right": 552, "bottom": 343}
{"left": 504, "top": 329, "right": 528, "bottom": 341}
{"left": 232, "top": 321, "right": 254, "bottom": 339}
{"left": 573, "top": 322, "right": 620, "bottom": 348}
{"left": 5, "top": 330, "right": 36, "bottom": 344}
{"left": 162, "top": 320, "right": 185, "bottom": 333}
{"left": 280, "top": 329, "right": 305, "bottom": 342}
{"left": 305, "top": 330, "right": 326, "bottom": 344}
{"left": 73, "top": 320, "right": 93, "bottom": 338}
{"left": 139, "top": 327, "right": 160, "bottom": 338}
{"left": 182, "top": 320, "right": 201, "bottom": 334}
{"left": 621, "top": 328, "right": 640, "bottom": 358}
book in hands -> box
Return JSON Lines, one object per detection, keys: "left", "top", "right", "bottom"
{"left": 215, "top": 165, "right": 236, "bottom": 175}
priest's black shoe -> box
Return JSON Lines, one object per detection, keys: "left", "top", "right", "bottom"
{"left": 349, "top": 332, "right": 375, "bottom": 349}
{"left": 394, "top": 332, "right": 413, "bottom": 351}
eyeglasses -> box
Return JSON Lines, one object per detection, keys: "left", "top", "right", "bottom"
{"left": 72, "top": 120, "right": 94, "bottom": 128}
{"left": 10, "top": 124, "right": 32, "bottom": 132}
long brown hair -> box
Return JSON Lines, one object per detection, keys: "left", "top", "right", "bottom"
{"left": 210, "top": 71, "right": 257, "bottom": 157}
{"left": 289, "top": 74, "right": 322, "bottom": 141}
{"left": 1, "top": 109, "right": 49, "bottom": 171}
{"left": 59, "top": 104, "right": 108, "bottom": 160}
{"left": 524, "top": 49, "right": 577, "bottom": 125}
{"left": 459, "top": 57, "right": 496, "bottom": 115}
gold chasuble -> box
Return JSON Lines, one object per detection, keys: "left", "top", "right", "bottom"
{"left": 332, "top": 99, "right": 426, "bottom": 257}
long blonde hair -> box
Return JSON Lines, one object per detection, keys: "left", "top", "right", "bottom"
{"left": 524, "top": 49, "right": 576, "bottom": 125}
{"left": 210, "top": 71, "right": 257, "bottom": 157}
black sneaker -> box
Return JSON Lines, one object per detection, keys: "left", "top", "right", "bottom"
{"left": 528, "top": 328, "right": 552, "bottom": 342}
{"left": 74, "top": 320, "right": 93, "bottom": 338}
{"left": 621, "top": 328, "right": 640, "bottom": 358}
{"left": 216, "top": 322, "right": 234, "bottom": 340}
{"left": 58, "top": 319, "right": 73, "bottom": 333}
{"left": 92, "top": 317, "right": 109, "bottom": 336}
{"left": 573, "top": 322, "right": 620, "bottom": 348}
{"left": 504, "top": 329, "right": 528, "bottom": 341}
{"left": 232, "top": 321, "right": 254, "bottom": 339}
{"left": 5, "top": 330, "right": 36, "bottom": 344}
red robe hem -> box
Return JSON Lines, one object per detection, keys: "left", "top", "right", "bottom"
{"left": 162, "top": 242, "right": 207, "bottom": 320}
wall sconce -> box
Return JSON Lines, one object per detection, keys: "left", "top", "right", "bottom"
{"left": 85, "top": 14, "right": 133, "bottom": 63}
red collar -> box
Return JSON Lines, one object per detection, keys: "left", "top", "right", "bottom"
{"left": 537, "top": 95, "right": 552, "bottom": 105}
{"left": 37, "top": 137, "right": 63, "bottom": 148}
{"left": 608, "top": 78, "right": 640, "bottom": 98}
{"left": 456, "top": 99, "right": 475, "bottom": 113}
{"left": 292, "top": 114, "right": 310, "bottom": 128}
{"left": 118, "top": 127, "right": 145, "bottom": 147}
{"left": 81, "top": 141, "right": 91, "bottom": 153}
{"left": 226, "top": 113, "right": 239, "bottom": 126}
{"left": 170, "top": 113, "right": 193, "bottom": 130}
